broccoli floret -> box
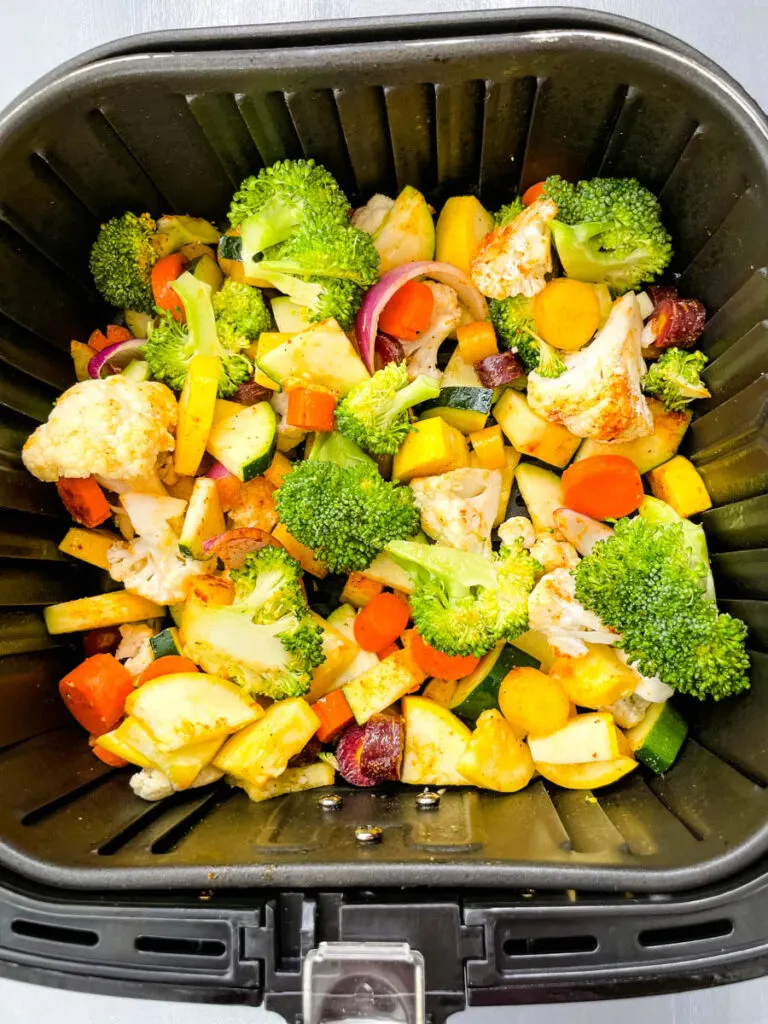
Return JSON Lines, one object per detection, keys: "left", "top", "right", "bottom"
{"left": 275, "top": 432, "right": 420, "bottom": 574}
{"left": 575, "top": 516, "right": 750, "bottom": 700}
{"left": 543, "top": 175, "right": 672, "bottom": 294}
{"left": 264, "top": 275, "right": 363, "bottom": 331}
{"left": 336, "top": 362, "right": 440, "bottom": 455}
{"left": 145, "top": 272, "right": 252, "bottom": 397}
{"left": 182, "top": 547, "right": 325, "bottom": 700}
{"left": 494, "top": 198, "right": 524, "bottom": 227}
{"left": 489, "top": 295, "right": 565, "bottom": 376}
{"left": 229, "top": 158, "right": 350, "bottom": 256}
{"left": 642, "top": 347, "right": 710, "bottom": 411}
{"left": 89, "top": 212, "right": 158, "bottom": 314}
{"left": 386, "top": 539, "right": 542, "bottom": 657}
{"left": 212, "top": 278, "right": 272, "bottom": 341}
{"left": 253, "top": 219, "right": 380, "bottom": 291}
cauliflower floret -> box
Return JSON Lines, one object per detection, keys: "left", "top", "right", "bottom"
{"left": 351, "top": 194, "right": 395, "bottom": 235}
{"left": 528, "top": 567, "right": 618, "bottom": 657}
{"left": 529, "top": 534, "right": 580, "bottom": 573}
{"left": 130, "top": 763, "right": 225, "bottom": 802}
{"left": 410, "top": 468, "right": 502, "bottom": 555}
{"left": 471, "top": 197, "right": 558, "bottom": 299}
{"left": 123, "top": 640, "right": 154, "bottom": 681}
{"left": 527, "top": 292, "right": 653, "bottom": 443}
{"left": 115, "top": 623, "right": 154, "bottom": 661}
{"left": 22, "top": 375, "right": 177, "bottom": 491}
{"left": 401, "top": 281, "right": 461, "bottom": 380}
{"left": 226, "top": 476, "right": 278, "bottom": 531}
{"left": 107, "top": 492, "right": 213, "bottom": 605}
{"left": 498, "top": 516, "right": 536, "bottom": 549}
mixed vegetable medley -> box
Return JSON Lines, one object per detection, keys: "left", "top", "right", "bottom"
{"left": 22, "top": 160, "right": 750, "bottom": 804}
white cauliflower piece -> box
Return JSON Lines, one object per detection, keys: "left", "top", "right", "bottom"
{"left": 410, "top": 468, "right": 502, "bottom": 555}
{"left": 401, "top": 280, "right": 461, "bottom": 380}
{"left": 115, "top": 623, "right": 155, "bottom": 661}
{"left": 123, "top": 640, "right": 154, "bottom": 681}
{"left": 529, "top": 534, "right": 580, "bottom": 573}
{"left": 552, "top": 508, "right": 614, "bottom": 557}
{"left": 471, "top": 196, "right": 558, "bottom": 299}
{"left": 22, "top": 375, "right": 177, "bottom": 491}
{"left": 107, "top": 492, "right": 213, "bottom": 605}
{"left": 528, "top": 567, "right": 618, "bottom": 657}
{"left": 270, "top": 391, "right": 306, "bottom": 452}
{"left": 498, "top": 516, "right": 536, "bottom": 549}
{"left": 129, "top": 763, "right": 224, "bottom": 802}
{"left": 527, "top": 292, "right": 653, "bottom": 443}
{"left": 351, "top": 194, "right": 395, "bottom": 235}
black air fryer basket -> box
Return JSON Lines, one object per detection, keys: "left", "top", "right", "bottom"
{"left": 1, "top": 9, "right": 767, "bottom": 1017}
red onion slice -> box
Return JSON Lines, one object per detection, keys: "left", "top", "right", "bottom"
{"left": 355, "top": 261, "right": 489, "bottom": 372}
{"left": 88, "top": 339, "right": 146, "bottom": 380}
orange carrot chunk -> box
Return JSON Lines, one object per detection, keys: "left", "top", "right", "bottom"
{"left": 409, "top": 631, "right": 480, "bottom": 681}
{"left": 286, "top": 386, "right": 337, "bottom": 432}
{"left": 151, "top": 252, "right": 187, "bottom": 320}
{"left": 378, "top": 279, "right": 434, "bottom": 341}
{"left": 313, "top": 689, "right": 355, "bottom": 743}
{"left": 56, "top": 476, "right": 112, "bottom": 528}
{"left": 561, "top": 454, "right": 644, "bottom": 521}
{"left": 354, "top": 592, "right": 411, "bottom": 652}
{"left": 522, "top": 181, "right": 547, "bottom": 206}
{"left": 59, "top": 654, "right": 134, "bottom": 735}
{"left": 137, "top": 655, "right": 199, "bottom": 686}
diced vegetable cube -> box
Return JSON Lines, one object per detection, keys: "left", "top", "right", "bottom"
{"left": 646, "top": 455, "right": 712, "bottom": 518}
{"left": 457, "top": 709, "right": 535, "bottom": 791}
{"left": 213, "top": 698, "right": 320, "bottom": 786}
{"left": 392, "top": 416, "right": 469, "bottom": 482}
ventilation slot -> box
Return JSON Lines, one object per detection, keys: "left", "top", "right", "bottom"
{"left": 150, "top": 787, "right": 233, "bottom": 854}
{"left": 22, "top": 770, "right": 118, "bottom": 827}
{"left": 503, "top": 934, "right": 597, "bottom": 957}
{"left": 12, "top": 919, "right": 98, "bottom": 947}
{"left": 638, "top": 918, "right": 732, "bottom": 948}
{"left": 135, "top": 934, "right": 226, "bottom": 958}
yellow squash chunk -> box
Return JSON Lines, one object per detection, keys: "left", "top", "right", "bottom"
{"left": 306, "top": 613, "right": 359, "bottom": 701}
{"left": 469, "top": 424, "right": 506, "bottom": 470}
{"left": 340, "top": 573, "right": 383, "bottom": 608}
{"left": 126, "top": 671, "right": 262, "bottom": 752}
{"left": 488, "top": 447, "right": 521, "bottom": 526}
{"left": 457, "top": 708, "right": 535, "bottom": 792}
{"left": 393, "top": 416, "right": 469, "bottom": 482}
{"left": 100, "top": 716, "right": 222, "bottom": 789}
{"left": 58, "top": 528, "right": 123, "bottom": 570}
{"left": 534, "top": 757, "right": 637, "bottom": 790}
{"left": 498, "top": 666, "right": 570, "bottom": 738}
{"left": 263, "top": 451, "right": 294, "bottom": 490}
{"left": 435, "top": 195, "right": 495, "bottom": 274}
{"left": 457, "top": 321, "right": 498, "bottom": 364}
{"left": 647, "top": 455, "right": 712, "bottom": 518}
{"left": 272, "top": 523, "right": 328, "bottom": 578}
{"left": 212, "top": 398, "right": 246, "bottom": 429}
{"left": 527, "top": 711, "right": 619, "bottom": 765}
{"left": 422, "top": 678, "right": 458, "bottom": 707}
{"left": 213, "top": 698, "right": 320, "bottom": 786}
{"left": 342, "top": 649, "right": 423, "bottom": 725}
{"left": 174, "top": 354, "right": 220, "bottom": 476}
{"left": 235, "top": 760, "right": 335, "bottom": 803}
{"left": 548, "top": 645, "right": 636, "bottom": 709}
{"left": 401, "top": 696, "right": 472, "bottom": 786}
{"left": 494, "top": 390, "right": 581, "bottom": 468}
{"left": 510, "top": 630, "right": 556, "bottom": 672}
{"left": 44, "top": 591, "right": 165, "bottom": 634}
{"left": 70, "top": 340, "right": 94, "bottom": 382}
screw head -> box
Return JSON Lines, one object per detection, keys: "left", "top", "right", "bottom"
{"left": 354, "top": 824, "right": 383, "bottom": 844}
{"left": 318, "top": 793, "right": 343, "bottom": 811}
{"left": 416, "top": 790, "right": 441, "bottom": 810}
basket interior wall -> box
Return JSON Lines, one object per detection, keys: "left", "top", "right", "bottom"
{"left": 0, "top": 29, "right": 767, "bottom": 890}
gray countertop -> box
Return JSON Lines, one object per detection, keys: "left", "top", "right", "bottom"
{"left": 1, "top": 1, "right": 767, "bottom": 1021}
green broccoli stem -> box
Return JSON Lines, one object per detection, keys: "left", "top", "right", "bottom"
{"left": 240, "top": 205, "right": 303, "bottom": 265}
{"left": 251, "top": 267, "right": 323, "bottom": 307}
{"left": 385, "top": 375, "right": 441, "bottom": 422}
{"left": 170, "top": 272, "right": 221, "bottom": 359}
{"left": 536, "top": 338, "right": 566, "bottom": 378}
{"left": 308, "top": 431, "right": 376, "bottom": 469}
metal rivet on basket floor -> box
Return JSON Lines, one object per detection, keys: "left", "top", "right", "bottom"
{"left": 416, "top": 791, "right": 440, "bottom": 810}
{"left": 354, "top": 824, "right": 383, "bottom": 844}
{"left": 318, "top": 793, "right": 343, "bottom": 811}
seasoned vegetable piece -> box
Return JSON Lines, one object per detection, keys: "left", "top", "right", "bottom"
{"left": 45, "top": 592, "right": 166, "bottom": 634}
{"left": 213, "top": 697, "right": 319, "bottom": 786}
{"left": 236, "top": 760, "right": 335, "bottom": 803}
{"left": 548, "top": 645, "right": 636, "bottom": 709}
{"left": 469, "top": 425, "right": 506, "bottom": 470}
{"left": 149, "top": 627, "right": 182, "bottom": 659}
{"left": 392, "top": 416, "right": 470, "bottom": 481}
{"left": 379, "top": 279, "right": 435, "bottom": 340}
{"left": 494, "top": 390, "right": 581, "bottom": 468}
{"left": 58, "top": 528, "right": 121, "bottom": 570}
{"left": 497, "top": 665, "right": 570, "bottom": 737}
{"left": 457, "top": 321, "right": 498, "bottom": 364}
{"left": 532, "top": 278, "right": 600, "bottom": 352}
{"left": 561, "top": 455, "right": 644, "bottom": 521}
{"left": 401, "top": 696, "right": 472, "bottom": 786}
{"left": 59, "top": 654, "right": 134, "bottom": 735}
{"left": 206, "top": 401, "right": 277, "bottom": 481}
{"left": 625, "top": 701, "right": 688, "bottom": 774}
{"left": 312, "top": 689, "right": 355, "bottom": 742}
{"left": 179, "top": 477, "right": 226, "bottom": 559}
{"left": 137, "top": 656, "right": 199, "bottom": 685}
{"left": 353, "top": 592, "right": 411, "bottom": 653}
{"left": 449, "top": 642, "right": 539, "bottom": 723}
{"left": 420, "top": 386, "right": 495, "bottom": 435}
{"left": 56, "top": 477, "right": 111, "bottom": 528}
{"left": 527, "top": 712, "right": 620, "bottom": 765}
{"left": 435, "top": 196, "right": 495, "bottom": 273}
{"left": 341, "top": 573, "right": 383, "bottom": 608}
{"left": 646, "top": 455, "right": 712, "bottom": 518}
{"left": 342, "top": 648, "right": 424, "bottom": 725}
{"left": 257, "top": 319, "right": 370, "bottom": 395}
{"left": 457, "top": 709, "right": 535, "bottom": 791}
{"left": 573, "top": 398, "right": 691, "bottom": 475}
{"left": 514, "top": 463, "right": 565, "bottom": 533}
{"left": 534, "top": 757, "right": 637, "bottom": 790}
{"left": 368, "top": 186, "right": 435, "bottom": 273}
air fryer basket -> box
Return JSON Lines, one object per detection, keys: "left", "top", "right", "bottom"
{"left": 1, "top": 12, "right": 767, "bottom": 894}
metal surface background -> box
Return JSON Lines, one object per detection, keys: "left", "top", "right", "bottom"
{"left": 1, "top": 0, "right": 767, "bottom": 1021}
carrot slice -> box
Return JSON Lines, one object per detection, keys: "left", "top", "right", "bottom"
{"left": 312, "top": 689, "right": 355, "bottom": 743}
{"left": 138, "top": 655, "right": 199, "bottom": 686}
{"left": 88, "top": 328, "right": 111, "bottom": 352}
{"left": 532, "top": 278, "right": 601, "bottom": 352}
{"left": 152, "top": 252, "right": 187, "bottom": 320}
{"left": 286, "top": 387, "right": 337, "bottom": 432}
{"left": 409, "top": 631, "right": 480, "bottom": 680}
{"left": 59, "top": 654, "right": 134, "bottom": 735}
{"left": 561, "top": 455, "right": 644, "bottom": 520}
{"left": 56, "top": 476, "right": 112, "bottom": 528}
{"left": 378, "top": 279, "right": 434, "bottom": 341}
{"left": 522, "top": 181, "right": 546, "bottom": 206}
{"left": 353, "top": 592, "right": 411, "bottom": 653}
{"left": 106, "top": 324, "right": 133, "bottom": 346}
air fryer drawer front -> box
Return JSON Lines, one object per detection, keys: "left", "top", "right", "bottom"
{"left": 0, "top": 16, "right": 767, "bottom": 893}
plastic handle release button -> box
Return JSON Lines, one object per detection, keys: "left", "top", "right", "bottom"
{"left": 302, "top": 941, "right": 425, "bottom": 1024}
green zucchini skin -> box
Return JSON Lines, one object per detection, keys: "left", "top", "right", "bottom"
{"left": 627, "top": 701, "right": 688, "bottom": 774}
{"left": 449, "top": 642, "right": 539, "bottom": 723}
{"left": 149, "top": 627, "right": 181, "bottom": 659}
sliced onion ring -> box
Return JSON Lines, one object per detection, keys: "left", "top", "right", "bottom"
{"left": 88, "top": 339, "right": 146, "bottom": 379}
{"left": 355, "top": 261, "right": 489, "bottom": 372}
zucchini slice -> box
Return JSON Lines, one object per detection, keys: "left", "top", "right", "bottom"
{"left": 449, "top": 642, "right": 538, "bottom": 723}
{"left": 625, "top": 701, "right": 688, "bottom": 774}
{"left": 420, "top": 386, "right": 494, "bottom": 434}
{"left": 149, "top": 627, "right": 181, "bottom": 660}
{"left": 257, "top": 319, "right": 369, "bottom": 395}
{"left": 206, "top": 401, "right": 277, "bottom": 481}
{"left": 178, "top": 477, "right": 226, "bottom": 559}
{"left": 515, "top": 462, "right": 564, "bottom": 533}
